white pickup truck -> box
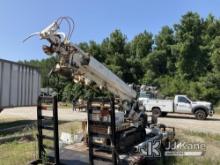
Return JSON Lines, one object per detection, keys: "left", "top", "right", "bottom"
{"left": 138, "top": 93, "right": 214, "bottom": 120}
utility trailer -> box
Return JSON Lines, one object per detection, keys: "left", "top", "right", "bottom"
{"left": 26, "top": 16, "right": 176, "bottom": 165}
{"left": 0, "top": 59, "right": 41, "bottom": 110}
{"left": 30, "top": 96, "right": 175, "bottom": 165}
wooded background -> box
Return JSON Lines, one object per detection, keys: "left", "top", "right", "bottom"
{"left": 21, "top": 12, "right": 220, "bottom": 104}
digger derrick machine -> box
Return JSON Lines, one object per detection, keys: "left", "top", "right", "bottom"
{"left": 24, "top": 17, "right": 136, "bottom": 102}
{"left": 25, "top": 17, "right": 175, "bottom": 165}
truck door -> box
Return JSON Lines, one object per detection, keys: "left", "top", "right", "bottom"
{"left": 175, "top": 96, "right": 192, "bottom": 113}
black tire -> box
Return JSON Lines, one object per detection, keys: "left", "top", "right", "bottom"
{"left": 195, "top": 110, "right": 207, "bottom": 120}
{"left": 161, "top": 112, "right": 168, "bottom": 117}
{"left": 152, "top": 108, "right": 161, "bottom": 117}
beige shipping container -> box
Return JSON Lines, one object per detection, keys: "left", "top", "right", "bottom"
{"left": 0, "top": 59, "right": 41, "bottom": 110}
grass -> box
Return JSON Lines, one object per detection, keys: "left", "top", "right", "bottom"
{"left": 58, "top": 102, "right": 73, "bottom": 109}
{"left": 161, "top": 129, "right": 220, "bottom": 165}
{"left": 0, "top": 140, "right": 37, "bottom": 165}
{"left": 0, "top": 118, "right": 38, "bottom": 165}
{"left": 214, "top": 105, "right": 220, "bottom": 114}
{"left": 163, "top": 156, "right": 220, "bottom": 165}
{"left": 1, "top": 116, "right": 220, "bottom": 165}
{"left": 59, "top": 121, "right": 81, "bottom": 134}
{"left": 0, "top": 119, "right": 34, "bottom": 129}
{"left": 0, "top": 118, "right": 81, "bottom": 165}
{"left": 181, "top": 129, "right": 220, "bottom": 141}
{"left": 0, "top": 119, "right": 36, "bottom": 137}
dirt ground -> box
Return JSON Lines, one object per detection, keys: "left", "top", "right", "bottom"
{"left": 1, "top": 106, "right": 220, "bottom": 134}
{"left": 0, "top": 106, "right": 87, "bottom": 121}
{"left": 156, "top": 113, "right": 220, "bottom": 134}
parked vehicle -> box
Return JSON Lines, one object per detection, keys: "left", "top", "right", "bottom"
{"left": 138, "top": 93, "right": 214, "bottom": 120}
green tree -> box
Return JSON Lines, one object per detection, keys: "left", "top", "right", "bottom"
{"left": 130, "top": 31, "right": 153, "bottom": 58}
{"left": 103, "top": 30, "right": 131, "bottom": 82}
{"left": 129, "top": 31, "right": 153, "bottom": 83}
{"left": 155, "top": 26, "right": 176, "bottom": 75}
{"left": 20, "top": 12, "right": 220, "bottom": 104}
{"left": 174, "top": 12, "right": 207, "bottom": 79}
{"left": 142, "top": 50, "right": 167, "bottom": 84}
{"left": 210, "top": 36, "right": 220, "bottom": 72}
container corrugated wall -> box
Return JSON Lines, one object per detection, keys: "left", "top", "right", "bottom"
{"left": 0, "top": 59, "right": 41, "bottom": 109}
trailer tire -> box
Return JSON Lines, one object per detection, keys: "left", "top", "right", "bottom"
{"left": 195, "top": 109, "right": 207, "bottom": 120}
{"left": 161, "top": 112, "right": 167, "bottom": 117}
{"left": 152, "top": 108, "right": 161, "bottom": 117}
{"left": 139, "top": 114, "right": 148, "bottom": 128}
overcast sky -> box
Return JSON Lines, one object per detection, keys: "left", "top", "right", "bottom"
{"left": 1, "top": 0, "right": 220, "bottom": 61}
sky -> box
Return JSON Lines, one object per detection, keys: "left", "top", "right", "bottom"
{"left": 1, "top": 0, "right": 220, "bottom": 61}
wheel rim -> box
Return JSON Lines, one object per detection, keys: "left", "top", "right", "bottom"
{"left": 198, "top": 112, "right": 205, "bottom": 119}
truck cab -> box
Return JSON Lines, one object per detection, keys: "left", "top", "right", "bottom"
{"left": 174, "top": 95, "right": 214, "bottom": 119}
{"left": 174, "top": 95, "right": 192, "bottom": 113}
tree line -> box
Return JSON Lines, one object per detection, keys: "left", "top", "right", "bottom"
{"left": 21, "top": 12, "right": 220, "bottom": 104}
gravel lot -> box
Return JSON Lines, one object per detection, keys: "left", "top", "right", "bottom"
{"left": 1, "top": 106, "right": 220, "bottom": 134}
{"left": 156, "top": 113, "right": 220, "bottom": 134}
{"left": 0, "top": 106, "right": 87, "bottom": 121}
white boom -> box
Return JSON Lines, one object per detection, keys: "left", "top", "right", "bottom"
{"left": 26, "top": 17, "right": 137, "bottom": 101}
{"left": 57, "top": 43, "right": 137, "bottom": 101}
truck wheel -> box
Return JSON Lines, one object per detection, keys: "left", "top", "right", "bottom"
{"left": 161, "top": 112, "right": 167, "bottom": 117}
{"left": 195, "top": 110, "right": 207, "bottom": 120}
{"left": 152, "top": 108, "right": 161, "bottom": 117}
